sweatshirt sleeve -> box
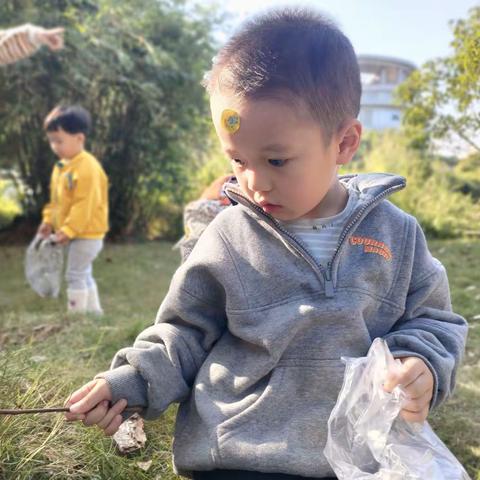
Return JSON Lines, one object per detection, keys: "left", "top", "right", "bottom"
{"left": 383, "top": 220, "right": 468, "bottom": 409}
{"left": 0, "top": 24, "right": 43, "bottom": 66}
{"left": 98, "top": 224, "right": 229, "bottom": 419}
{"left": 60, "top": 165, "right": 101, "bottom": 238}
{"left": 42, "top": 202, "right": 53, "bottom": 225}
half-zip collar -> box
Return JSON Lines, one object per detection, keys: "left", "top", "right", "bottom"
{"left": 224, "top": 173, "right": 406, "bottom": 297}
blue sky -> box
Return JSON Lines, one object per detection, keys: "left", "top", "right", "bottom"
{"left": 220, "top": 0, "right": 478, "bottom": 67}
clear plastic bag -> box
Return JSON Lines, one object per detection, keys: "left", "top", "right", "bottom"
{"left": 324, "top": 338, "right": 471, "bottom": 480}
{"left": 25, "top": 235, "right": 64, "bottom": 298}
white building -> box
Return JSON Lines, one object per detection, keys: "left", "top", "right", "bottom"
{"left": 357, "top": 55, "right": 416, "bottom": 131}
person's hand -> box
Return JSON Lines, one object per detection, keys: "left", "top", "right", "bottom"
{"left": 36, "top": 27, "right": 65, "bottom": 51}
{"left": 37, "top": 222, "right": 52, "bottom": 239}
{"left": 383, "top": 356, "right": 434, "bottom": 423}
{"left": 200, "top": 173, "right": 232, "bottom": 206}
{"left": 65, "top": 379, "right": 127, "bottom": 436}
{"left": 53, "top": 230, "right": 70, "bottom": 245}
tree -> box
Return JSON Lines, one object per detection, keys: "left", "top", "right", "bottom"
{"left": 396, "top": 7, "right": 480, "bottom": 153}
{"left": 0, "top": 0, "right": 219, "bottom": 238}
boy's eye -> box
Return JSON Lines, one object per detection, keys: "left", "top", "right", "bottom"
{"left": 231, "top": 158, "right": 245, "bottom": 166}
{"left": 268, "top": 158, "right": 286, "bottom": 167}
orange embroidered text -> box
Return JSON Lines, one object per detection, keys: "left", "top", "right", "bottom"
{"left": 349, "top": 236, "right": 392, "bottom": 260}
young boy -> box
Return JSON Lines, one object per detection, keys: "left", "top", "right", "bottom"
{"left": 38, "top": 105, "right": 108, "bottom": 314}
{"left": 65, "top": 8, "right": 467, "bottom": 479}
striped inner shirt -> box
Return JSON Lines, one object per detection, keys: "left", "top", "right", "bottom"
{"left": 279, "top": 191, "right": 357, "bottom": 267}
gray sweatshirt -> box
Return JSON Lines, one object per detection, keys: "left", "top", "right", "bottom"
{"left": 100, "top": 173, "right": 467, "bottom": 478}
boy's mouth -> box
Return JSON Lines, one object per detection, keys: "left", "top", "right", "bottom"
{"left": 257, "top": 200, "right": 282, "bottom": 214}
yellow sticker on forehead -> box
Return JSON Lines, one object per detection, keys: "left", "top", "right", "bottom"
{"left": 221, "top": 109, "right": 240, "bottom": 134}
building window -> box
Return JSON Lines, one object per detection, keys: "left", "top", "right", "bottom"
{"left": 361, "top": 72, "right": 380, "bottom": 85}
{"left": 386, "top": 67, "right": 398, "bottom": 84}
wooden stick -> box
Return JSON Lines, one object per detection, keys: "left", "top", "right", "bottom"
{"left": 0, "top": 406, "right": 143, "bottom": 415}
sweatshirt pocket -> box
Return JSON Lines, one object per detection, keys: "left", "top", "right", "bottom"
{"left": 216, "top": 359, "right": 345, "bottom": 474}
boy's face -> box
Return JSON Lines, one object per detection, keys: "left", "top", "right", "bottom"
{"left": 46, "top": 128, "right": 84, "bottom": 160}
{"left": 210, "top": 92, "right": 358, "bottom": 221}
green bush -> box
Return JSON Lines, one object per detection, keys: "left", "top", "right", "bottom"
{"left": 189, "top": 130, "right": 232, "bottom": 196}
{"left": 452, "top": 153, "right": 480, "bottom": 201}
{"left": 0, "top": 179, "right": 22, "bottom": 229}
{"left": 351, "top": 131, "right": 480, "bottom": 238}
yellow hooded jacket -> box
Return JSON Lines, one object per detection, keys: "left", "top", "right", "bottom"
{"left": 42, "top": 150, "right": 109, "bottom": 239}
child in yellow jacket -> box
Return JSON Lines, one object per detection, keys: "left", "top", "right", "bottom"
{"left": 37, "top": 105, "right": 109, "bottom": 314}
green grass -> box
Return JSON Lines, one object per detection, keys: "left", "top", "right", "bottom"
{"left": 0, "top": 239, "right": 479, "bottom": 479}
{"left": 0, "top": 242, "right": 180, "bottom": 479}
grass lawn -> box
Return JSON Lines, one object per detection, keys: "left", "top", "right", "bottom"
{"left": 0, "top": 239, "right": 479, "bottom": 479}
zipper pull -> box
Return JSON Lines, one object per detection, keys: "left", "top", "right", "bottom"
{"left": 323, "top": 265, "right": 334, "bottom": 298}
{"left": 324, "top": 278, "right": 334, "bottom": 298}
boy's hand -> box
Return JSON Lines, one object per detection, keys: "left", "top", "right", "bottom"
{"left": 37, "top": 27, "right": 65, "bottom": 51}
{"left": 65, "top": 379, "right": 127, "bottom": 436}
{"left": 53, "top": 230, "right": 70, "bottom": 245}
{"left": 383, "top": 356, "right": 434, "bottom": 423}
{"left": 37, "top": 222, "right": 52, "bottom": 239}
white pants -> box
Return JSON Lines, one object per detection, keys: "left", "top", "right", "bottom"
{"left": 65, "top": 239, "right": 103, "bottom": 291}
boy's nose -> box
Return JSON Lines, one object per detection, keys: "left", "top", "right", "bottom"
{"left": 246, "top": 168, "right": 271, "bottom": 193}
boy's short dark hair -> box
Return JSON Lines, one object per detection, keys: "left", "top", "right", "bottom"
{"left": 44, "top": 105, "right": 91, "bottom": 135}
{"left": 204, "top": 7, "right": 362, "bottom": 141}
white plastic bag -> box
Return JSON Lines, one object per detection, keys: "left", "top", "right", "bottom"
{"left": 324, "top": 338, "right": 471, "bottom": 480}
{"left": 25, "top": 235, "right": 64, "bottom": 298}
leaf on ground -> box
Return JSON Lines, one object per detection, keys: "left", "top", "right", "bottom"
{"left": 32, "top": 324, "right": 62, "bottom": 341}
{"left": 113, "top": 414, "right": 147, "bottom": 454}
{"left": 0, "top": 332, "right": 10, "bottom": 348}
{"left": 30, "top": 355, "right": 47, "bottom": 363}
{"left": 136, "top": 460, "right": 152, "bottom": 471}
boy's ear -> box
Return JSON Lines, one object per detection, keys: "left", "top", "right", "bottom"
{"left": 335, "top": 119, "right": 362, "bottom": 166}
{"left": 77, "top": 133, "right": 86, "bottom": 144}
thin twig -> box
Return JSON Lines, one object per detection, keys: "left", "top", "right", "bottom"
{"left": 0, "top": 406, "right": 143, "bottom": 415}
